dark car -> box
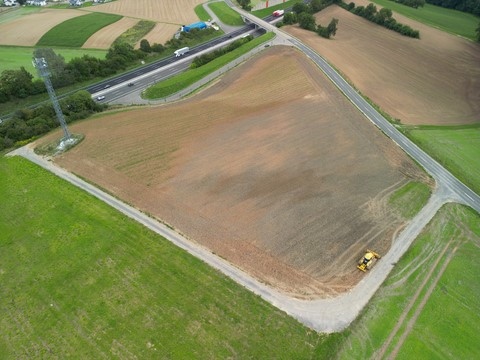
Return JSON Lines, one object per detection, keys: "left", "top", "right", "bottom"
{"left": 127, "top": 82, "right": 134, "bottom": 87}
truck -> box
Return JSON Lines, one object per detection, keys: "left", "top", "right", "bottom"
{"left": 174, "top": 47, "right": 190, "bottom": 57}
{"left": 182, "top": 21, "right": 207, "bottom": 32}
{"left": 272, "top": 9, "right": 284, "bottom": 17}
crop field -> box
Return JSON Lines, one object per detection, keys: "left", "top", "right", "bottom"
{"left": 335, "top": 204, "right": 480, "bottom": 358}
{"left": 82, "top": 16, "right": 138, "bottom": 49}
{"left": 406, "top": 124, "right": 480, "bottom": 194}
{"left": 85, "top": 0, "right": 204, "bottom": 25}
{"left": 132, "top": 22, "right": 181, "bottom": 49}
{"left": 37, "top": 12, "right": 122, "bottom": 47}
{"left": 0, "top": 8, "right": 83, "bottom": 46}
{"left": 0, "top": 46, "right": 106, "bottom": 76}
{"left": 38, "top": 46, "right": 429, "bottom": 298}
{"left": 0, "top": 156, "right": 333, "bottom": 358}
{"left": 284, "top": 5, "right": 480, "bottom": 126}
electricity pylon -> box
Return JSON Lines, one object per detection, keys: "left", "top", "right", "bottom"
{"left": 33, "top": 57, "right": 72, "bottom": 142}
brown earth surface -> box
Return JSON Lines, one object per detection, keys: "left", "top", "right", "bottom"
{"left": 0, "top": 9, "right": 83, "bottom": 46}
{"left": 284, "top": 5, "right": 480, "bottom": 125}
{"left": 40, "top": 47, "right": 428, "bottom": 298}
{"left": 82, "top": 16, "right": 138, "bottom": 49}
{"left": 85, "top": 0, "right": 203, "bottom": 25}
{"left": 133, "top": 22, "right": 181, "bottom": 50}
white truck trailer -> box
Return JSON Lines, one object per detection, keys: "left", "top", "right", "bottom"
{"left": 174, "top": 47, "right": 190, "bottom": 57}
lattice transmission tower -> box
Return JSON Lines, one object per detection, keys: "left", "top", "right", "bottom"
{"left": 33, "top": 57, "right": 73, "bottom": 145}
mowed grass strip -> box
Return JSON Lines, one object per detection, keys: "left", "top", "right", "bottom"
{"left": 37, "top": 12, "right": 122, "bottom": 47}
{"left": 335, "top": 204, "right": 480, "bottom": 359}
{"left": 194, "top": 3, "right": 211, "bottom": 21}
{"left": 370, "top": 0, "right": 480, "bottom": 40}
{"left": 406, "top": 124, "right": 480, "bottom": 194}
{"left": 143, "top": 32, "right": 275, "bottom": 99}
{"left": 388, "top": 181, "right": 431, "bottom": 219}
{"left": 208, "top": 1, "right": 244, "bottom": 26}
{"left": 0, "top": 156, "right": 333, "bottom": 358}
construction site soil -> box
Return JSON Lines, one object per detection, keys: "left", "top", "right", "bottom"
{"left": 285, "top": 5, "right": 480, "bottom": 125}
{"left": 42, "top": 47, "right": 429, "bottom": 298}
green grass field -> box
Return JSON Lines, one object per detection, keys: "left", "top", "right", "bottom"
{"left": 369, "top": 0, "right": 479, "bottom": 40}
{"left": 143, "top": 32, "right": 275, "bottom": 99}
{"left": 405, "top": 124, "right": 480, "bottom": 195}
{"left": 194, "top": 3, "right": 211, "bottom": 21}
{"left": 208, "top": 1, "right": 244, "bottom": 26}
{"left": 0, "top": 46, "right": 106, "bottom": 77}
{"left": 36, "top": 12, "right": 122, "bottom": 47}
{"left": 0, "top": 6, "right": 40, "bottom": 25}
{"left": 335, "top": 203, "right": 480, "bottom": 359}
{"left": 0, "top": 155, "right": 338, "bottom": 358}
{"left": 388, "top": 181, "right": 431, "bottom": 219}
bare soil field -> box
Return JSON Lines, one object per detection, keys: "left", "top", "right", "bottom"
{"left": 85, "top": 0, "right": 203, "bottom": 25}
{"left": 82, "top": 16, "right": 138, "bottom": 49}
{"left": 133, "top": 22, "right": 181, "bottom": 49}
{"left": 284, "top": 5, "right": 480, "bottom": 125}
{"left": 0, "top": 9, "right": 83, "bottom": 46}
{"left": 40, "top": 47, "right": 427, "bottom": 298}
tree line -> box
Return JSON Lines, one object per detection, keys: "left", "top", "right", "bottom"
{"left": 0, "top": 91, "right": 104, "bottom": 151}
{"left": 190, "top": 35, "right": 253, "bottom": 68}
{"left": 340, "top": 1, "right": 420, "bottom": 38}
{"left": 277, "top": 0, "right": 340, "bottom": 39}
{"left": 426, "top": 0, "right": 480, "bottom": 16}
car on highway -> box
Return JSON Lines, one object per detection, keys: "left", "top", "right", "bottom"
{"left": 96, "top": 95, "right": 106, "bottom": 101}
{"left": 127, "top": 82, "right": 134, "bottom": 87}
{"left": 104, "top": 84, "right": 110, "bottom": 89}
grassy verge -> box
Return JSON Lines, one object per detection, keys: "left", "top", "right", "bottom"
{"left": 0, "top": 155, "right": 336, "bottom": 358}
{"left": 252, "top": 0, "right": 304, "bottom": 18}
{"left": 208, "top": 1, "right": 244, "bottom": 25}
{"left": 143, "top": 32, "right": 274, "bottom": 99}
{"left": 388, "top": 181, "right": 431, "bottom": 219}
{"left": 369, "top": 0, "right": 479, "bottom": 40}
{"left": 404, "top": 124, "right": 480, "bottom": 195}
{"left": 114, "top": 20, "right": 156, "bottom": 47}
{"left": 336, "top": 203, "right": 480, "bottom": 359}
{"left": 194, "top": 3, "right": 211, "bottom": 21}
{"left": 0, "top": 45, "right": 106, "bottom": 78}
{"left": 37, "top": 13, "right": 122, "bottom": 47}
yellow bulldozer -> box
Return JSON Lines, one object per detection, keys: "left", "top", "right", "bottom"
{"left": 357, "top": 249, "right": 381, "bottom": 272}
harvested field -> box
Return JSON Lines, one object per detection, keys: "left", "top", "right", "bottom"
{"left": 0, "top": 9, "right": 83, "bottom": 46}
{"left": 82, "top": 16, "right": 138, "bottom": 49}
{"left": 284, "top": 5, "right": 480, "bottom": 125}
{"left": 85, "top": 0, "right": 203, "bottom": 25}
{"left": 42, "top": 47, "right": 427, "bottom": 298}
{"left": 134, "top": 22, "right": 181, "bottom": 49}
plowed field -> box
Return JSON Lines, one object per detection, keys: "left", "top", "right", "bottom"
{"left": 0, "top": 9, "right": 83, "bottom": 46}
{"left": 85, "top": 0, "right": 203, "bottom": 25}
{"left": 82, "top": 16, "right": 138, "bottom": 49}
{"left": 285, "top": 5, "right": 480, "bottom": 125}
{"left": 40, "top": 47, "right": 428, "bottom": 298}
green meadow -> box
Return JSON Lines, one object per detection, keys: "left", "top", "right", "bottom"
{"left": 37, "top": 12, "right": 122, "bottom": 47}
{"left": 208, "top": 1, "right": 245, "bottom": 26}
